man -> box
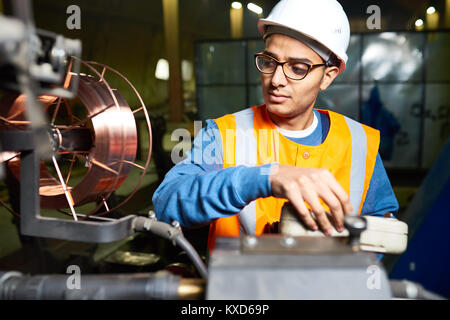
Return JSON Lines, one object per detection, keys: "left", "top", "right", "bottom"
{"left": 153, "top": 0, "right": 398, "bottom": 250}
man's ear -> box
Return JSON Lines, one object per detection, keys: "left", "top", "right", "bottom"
{"left": 319, "top": 66, "right": 340, "bottom": 91}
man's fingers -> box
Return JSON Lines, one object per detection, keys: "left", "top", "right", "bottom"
{"left": 272, "top": 167, "right": 354, "bottom": 234}
{"left": 315, "top": 183, "right": 345, "bottom": 232}
{"left": 286, "top": 188, "right": 318, "bottom": 231}
{"left": 325, "top": 212, "right": 341, "bottom": 234}
{"left": 321, "top": 170, "right": 354, "bottom": 214}
{"left": 301, "top": 186, "right": 333, "bottom": 236}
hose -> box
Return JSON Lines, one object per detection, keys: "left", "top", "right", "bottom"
{"left": 174, "top": 233, "right": 208, "bottom": 279}
{"left": 132, "top": 216, "right": 208, "bottom": 279}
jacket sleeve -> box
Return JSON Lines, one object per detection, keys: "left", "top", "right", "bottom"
{"left": 152, "top": 120, "right": 274, "bottom": 227}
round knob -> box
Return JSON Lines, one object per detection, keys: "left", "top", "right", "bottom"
{"left": 344, "top": 216, "right": 367, "bottom": 250}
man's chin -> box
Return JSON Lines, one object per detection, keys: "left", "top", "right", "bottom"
{"left": 265, "top": 103, "right": 313, "bottom": 125}
{"left": 266, "top": 102, "right": 294, "bottom": 117}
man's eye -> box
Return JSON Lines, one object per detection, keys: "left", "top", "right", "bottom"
{"left": 289, "top": 63, "right": 308, "bottom": 75}
{"left": 262, "top": 58, "right": 276, "bottom": 67}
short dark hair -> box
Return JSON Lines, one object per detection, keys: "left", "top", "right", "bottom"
{"left": 326, "top": 53, "right": 341, "bottom": 69}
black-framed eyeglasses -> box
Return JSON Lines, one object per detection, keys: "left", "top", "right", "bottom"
{"left": 254, "top": 52, "right": 326, "bottom": 80}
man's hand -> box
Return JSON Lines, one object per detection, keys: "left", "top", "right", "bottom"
{"left": 269, "top": 164, "right": 354, "bottom": 235}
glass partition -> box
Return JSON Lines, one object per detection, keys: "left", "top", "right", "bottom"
{"left": 195, "top": 31, "right": 450, "bottom": 169}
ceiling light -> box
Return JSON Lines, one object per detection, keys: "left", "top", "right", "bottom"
{"left": 247, "top": 3, "right": 263, "bottom": 15}
{"left": 231, "top": 2, "right": 242, "bottom": 10}
{"left": 155, "top": 59, "right": 169, "bottom": 80}
{"left": 426, "top": 6, "right": 436, "bottom": 15}
{"left": 415, "top": 19, "right": 424, "bottom": 27}
{"left": 182, "top": 60, "right": 193, "bottom": 81}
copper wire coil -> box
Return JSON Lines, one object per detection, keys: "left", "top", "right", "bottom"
{"left": 1, "top": 58, "right": 152, "bottom": 217}
{"left": 51, "top": 74, "right": 137, "bottom": 208}
{"left": 2, "top": 74, "right": 137, "bottom": 209}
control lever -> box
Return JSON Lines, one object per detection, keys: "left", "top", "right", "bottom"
{"left": 344, "top": 216, "right": 367, "bottom": 251}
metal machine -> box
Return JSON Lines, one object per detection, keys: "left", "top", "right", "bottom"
{"left": 0, "top": 0, "right": 207, "bottom": 300}
{"left": 207, "top": 205, "right": 403, "bottom": 300}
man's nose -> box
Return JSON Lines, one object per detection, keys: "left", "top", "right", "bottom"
{"left": 271, "top": 64, "right": 288, "bottom": 87}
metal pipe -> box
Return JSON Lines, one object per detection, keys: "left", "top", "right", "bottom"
{"left": 390, "top": 280, "right": 446, "bottom": 300}
{"left": 178, "top": 278, "right": 206, "bottom": 300}
{"left": 0, "top": 271, "right": 202, "bottom": 300}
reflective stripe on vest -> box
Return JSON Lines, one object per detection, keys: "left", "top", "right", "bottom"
{"left": 234, "top": 109, "right": 258, "bottom": 234}
{"left": 344, "top": 117, "right": 367, "bottom": 216}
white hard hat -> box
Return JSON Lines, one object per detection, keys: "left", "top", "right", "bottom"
{"left": 258, "top": 0, "right": 351, "bottom": 74}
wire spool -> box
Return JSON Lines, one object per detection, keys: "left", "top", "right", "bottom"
{"left": 0, "top": 58, "right": 153, "bottom": 219}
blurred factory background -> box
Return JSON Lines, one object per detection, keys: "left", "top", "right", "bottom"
{"left": 0, "top": 0, "right": 449, "bottom": 298}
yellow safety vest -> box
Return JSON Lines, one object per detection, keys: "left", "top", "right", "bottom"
{"left": 208, "top": 105, "right": 380, "bottom": 250}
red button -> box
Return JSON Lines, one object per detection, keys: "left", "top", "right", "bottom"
{"left": 303, "top": 152, "right": 310, "bottom": 159}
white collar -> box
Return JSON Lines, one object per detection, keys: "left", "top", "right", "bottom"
{"left": 275, "top": 112, "right": 318, "bottom": 138}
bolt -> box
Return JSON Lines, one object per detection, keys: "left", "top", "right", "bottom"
{"left": 281, "top": 236, "right": 296, "bottom": 247}
{"left": 148, "top": 210, "right": 156, "bottom": 220}
{"left": 171, "top": 220, "right": 180, "bottom": 229}
{"left": 405, "top": 281, "right": 419, "bottom": 299}
{"left": 244, "top": 236, "right": 258, "bottom": 247}
{"left": 143, "top": 219, "right": 152, "bottom": 231}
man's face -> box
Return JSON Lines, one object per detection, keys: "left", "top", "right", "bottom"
{"left": 261, "top": 34, "right": 332, "bottom": 127}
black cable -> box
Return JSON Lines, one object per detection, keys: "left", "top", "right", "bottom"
{"left": 132, "top": 216, "right": 208, "bottom": 279}
{"left": 174, "top": 234, "right": 208, "bottom": 279}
